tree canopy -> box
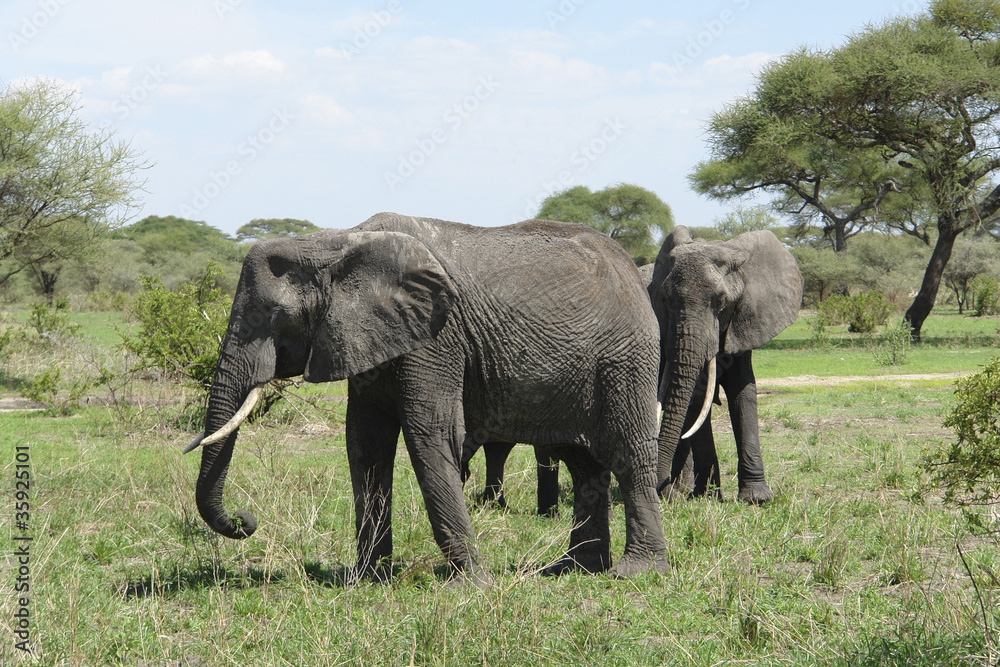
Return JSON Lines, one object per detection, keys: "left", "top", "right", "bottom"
{"left": 235, "top": 218, "right": 321, "bottom": 243}
{"left": 0, "top": 79, "right": 144, "bottom": 294}
{"left": 690, "top": 0, "right": 1000, "bottom": 338}
{"left": 537, "top": 183, "right": 673, "bottom": 264}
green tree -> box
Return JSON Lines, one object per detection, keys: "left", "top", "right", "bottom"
{"left": 689, "top": 59, "right": 902, "bottom": 252}
{"left": 108, "top": 216, "right": 245, "bottom": 291}
{"left": 714, "top": 204, "right": 780, "bottom": 239}
{"left": 235, "top": 218, "right": 321, "bottom": 242}
{"left": 537, "top": 183, "right": 673, "bottom": 264}
{"left": 12, "top": 217, "right": 97, "bottom": 305}
{"left": 944, "top": 235, "right": 1000, "bottom": 313}
{"left": 691, "top": 0, "right": 1000, "bottom": 339}
{"left": 790, "top": 245, "right": 860, "bottom": 304}
{"left": 0, "top": 79, "right": 144, "bottom": 290}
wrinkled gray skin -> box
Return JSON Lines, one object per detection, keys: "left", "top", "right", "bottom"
{"left": 193, "top": 213, "right": 667, "bottom": 585}
{"left": 473, "top": 270, "right": 663, "bottom": 517}
{"left": 649, "top": 226, "right": 802, "bottom": 503}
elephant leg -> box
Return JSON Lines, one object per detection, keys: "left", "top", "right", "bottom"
{"left": 609, "top": 450, "right": 670, "bottom": 578}
{"left": 402, "top": 423, "right": 491, "bottom": 586}
{"left": 720, "top": 352, "right": 772, "bottom": 504}
{"left": 345, "top": 398, "right": 400, "bottom": 583}
{"left": 481, "top": 441, "right": 515, "bottom": 509}
{"left": 534, "top": 446, "right": 559, "bottom": 517}
{"left": 543, "top": 447, "right": 611, "bottom": 575}
{"left": 687, "top": 416, "right": 722, "bottom": 501}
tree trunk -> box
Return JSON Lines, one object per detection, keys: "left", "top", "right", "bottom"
{"left": 834, "top": 220, "right": 847, "bottom": 253}
{"left": 40, "top": 269, "right": 58, "bottom": 307}
{"left": 904, "top": 220, "right": 959, "bottom": 341}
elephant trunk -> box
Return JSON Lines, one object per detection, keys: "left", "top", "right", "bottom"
{"left": 194, "top": 348, "right": 261, "bottom": 539}
{"left": 656, "top": 323, "right": 714, "bottom": 496}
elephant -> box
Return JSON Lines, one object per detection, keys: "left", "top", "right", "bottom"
{"left": 470, "top": 266, "right": 656, "bottom": 516}
{"left": 183, "top": 212, "right": 668, "bottom": 585}
{"left": 648, "top": 225, "right": 802, "bottom": 504}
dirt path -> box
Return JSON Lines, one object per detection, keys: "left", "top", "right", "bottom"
{"left": 0, "top": 398, "right": 45, "bottom": 412}
{"left": 756, "top": 371, "right": 968, "bottom": 389}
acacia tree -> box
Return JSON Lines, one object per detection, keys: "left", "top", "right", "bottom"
{"left": 689, "top": 59, "right": 904, "bottom": 252}
{"left": 715, "top": 204, "right": 780, "bottom": 238}
{"left": 13, "top": 217, "right": 97, "bottom": 305}
{"left": 538, "top": 183, "right": 673, "bottom": 264}
{"left": 691, "top": 0, "right": 1000, "bottom": 339}
{"left": 0, "top": 79, "right": 144, "bottom": 293}
{"left": 235, "top": 218, "right": 320, "bottom": 243}
{"left": 944, "top": 234, "right": 1000, "bottom": 312}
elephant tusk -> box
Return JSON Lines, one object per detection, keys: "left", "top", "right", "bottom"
{"left": 183, "top": 386, "right": 264, "bottom": 454}
{"left": 183, "top": 432, "right": 206, "bottom": 455}
{"left": 681, "top": 356, "right": 716, "bottom": 440}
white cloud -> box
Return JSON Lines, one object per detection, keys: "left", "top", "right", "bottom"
{"left": 649, "top": 51, "right": 775, "bottom": 91}
{"left": 300, "top": 93, "right": 354, "bottom": 128}
{"left": 703, "top": 52, "right": 777, "bottom": 77}
{"left": 182, "top": 50, "right": 286, "bottom": 79}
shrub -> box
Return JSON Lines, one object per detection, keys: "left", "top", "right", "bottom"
{"left": 119, "top": 263, "right": 229, "bottom": 391}
{"left": 925, "top": 355, "right": 1000, "bottom": 530}
{"left": 21, "top": 367, "right": 93, "bottom": 416}
{"left": 870, "top": 319, "right": 911, "bottom": 366}
{"left": 816, "top": 291, "right": 891, "bottom": 334}
{"left": 26, "top": 302, "right": 82, "bottom": 343}
{"left": 117, "top": 262, "right": 285, "bottom": 427}
{"left": 971, "top": 275, "right": 1000, "bottom": 317}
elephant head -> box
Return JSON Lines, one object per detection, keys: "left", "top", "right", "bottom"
{"left": 648, "top": 225, "right": 802, "bottom": 493}
{"left": 186, "top": 230, "right": 455, "bottom": 539}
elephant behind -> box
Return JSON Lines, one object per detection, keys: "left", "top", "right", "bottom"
{"left": 649, "top": 225, "right": 803, "bottom": 502}
{"left": 185, "top": 213, "right": 668, "bottom": 584}
{"left": 471, "top": 264, "right": 658, "bottom": 516}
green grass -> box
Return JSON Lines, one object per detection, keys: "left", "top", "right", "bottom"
{"left": 1, "top": 310, "right": 999, "bottom": 665}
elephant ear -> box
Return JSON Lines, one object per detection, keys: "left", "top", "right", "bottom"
{"left": 304, "top": 231, "right": 455, "bottom": 382}
{"left": 723, "top": 230, "right": 803, "bottom": 354}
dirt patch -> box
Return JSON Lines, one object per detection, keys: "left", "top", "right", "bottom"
{"left": 0, "top": 397, "right": 45, "bottom": 412}
{"left": 757, "top": 371, "right": 968, "bottom": 389}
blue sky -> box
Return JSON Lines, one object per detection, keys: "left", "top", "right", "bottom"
{"left": 3, "top": 0, "right": 924, "bottom": 236}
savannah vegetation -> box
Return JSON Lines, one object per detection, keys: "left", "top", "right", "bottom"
{"left": 5, "top": 0, "right": 1000, "bottom": 664}
{"left": 2, "top": 304, "right": 1000, "bottom": 665}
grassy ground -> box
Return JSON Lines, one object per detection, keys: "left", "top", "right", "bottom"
{"left": 1, "top": 310, "right": 999, "bottom": 665}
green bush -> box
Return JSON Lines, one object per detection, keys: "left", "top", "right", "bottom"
{"left": 816, "top": 291, "right": 891, "bottom": 334}
{"left": 870, "top": 319, "right": 911, "bottom": 366}
{"left": 21, "top": 367, "right": 93, "bottom": 416}
{"left": 925, "top": 355, "right": 1000, "bottom": 530}
{"left": 117, "top": 262, "right": 285, "bottom": 427}
{"left": 971, "top": 275, "right": 1000, "bottom": 316}
{"left": 119, "top": 263, "right": 229, "bottom": 391}
{"left": 26, "top": 302, "right": 82, "bottom": 343}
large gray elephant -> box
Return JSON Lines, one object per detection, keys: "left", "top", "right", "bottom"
{"left": 184, "top": 213, "right": 668, "bottom": 584}
{"left": 649, "top": 226, "right": 802, "bottom": 503}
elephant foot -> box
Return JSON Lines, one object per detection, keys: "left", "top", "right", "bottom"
{"left": 737, "top": 481, "right": 773, "bottom": 505}
{"left": 541, "top": 551, "right": 611, "bottom": 576}
{"left": 349, "top": 561, "right": 392, "bottom": 585}
{"left": 689, "top": 484, "right": 724, "bottom": 502}
{"left": 445, "top": 562, "right": 494, "bottom": 589}
{"left": 609, "top": 550, "right": 669, "bottom": 579}
{"left": 657, "top": 480, "right": 692, "bottom": 502}
{"left": 479, "top": 487, "right": 508, "bottom": 510}
{"left": 537, "top": 504, "right": 559, "bottom": 518}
